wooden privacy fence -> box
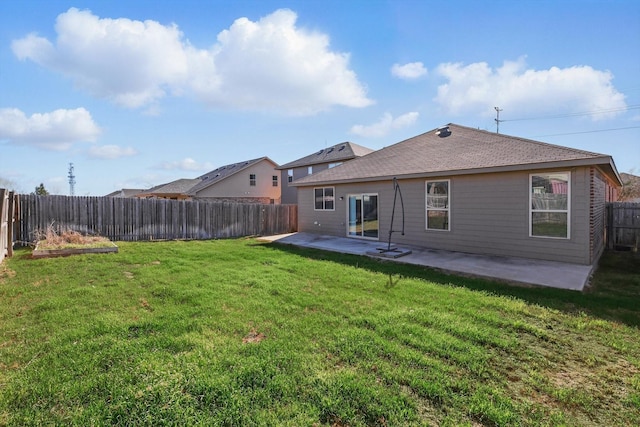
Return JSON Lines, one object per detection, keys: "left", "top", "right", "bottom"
{"left": 14, "top": 194, "right": 297, "bottom": 244}
{"left": 607, "top": 202, "right": 640, "bottom": 251}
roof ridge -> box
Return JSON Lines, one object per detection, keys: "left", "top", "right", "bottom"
{"left": 447, "top": 123, "right": 606, "bottom": 157}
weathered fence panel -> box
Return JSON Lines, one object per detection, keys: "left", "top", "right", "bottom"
{"left": 1, "top": 189, "right": 9, "bottom": 263}
{"left": 14, "top": 194, "right": 297, "bottom": 244}
{"left": 607, "top": 202, "right": 640, "bottom": 251}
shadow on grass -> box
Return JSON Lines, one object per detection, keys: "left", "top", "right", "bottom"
{"left": 266, "top": 242, "right": 640, "bottom": 328}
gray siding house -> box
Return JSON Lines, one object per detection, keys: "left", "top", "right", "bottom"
{"left": 277, "top": 142, "right": 373, "bottom": 204}
{"left": 291, "top": 124, "right": 621, "bottom": 266}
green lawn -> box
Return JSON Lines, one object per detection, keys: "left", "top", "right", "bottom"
{"left": 1, "top": 239, "right": 639, "bottom": 426}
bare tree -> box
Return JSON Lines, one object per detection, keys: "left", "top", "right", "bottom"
{"left": 619, "top": 172, "right": 640, "bottom": 201}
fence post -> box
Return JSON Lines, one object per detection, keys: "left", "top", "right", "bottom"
{"left": 7, "top": 191, "right": 15, "bottom": 257}
{"left": 606, "top": 203, "right": 613, "bottom": 250}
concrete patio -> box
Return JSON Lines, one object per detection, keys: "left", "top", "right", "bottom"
{"left": 260, "top": 232, "right": 594, "bottom": 291}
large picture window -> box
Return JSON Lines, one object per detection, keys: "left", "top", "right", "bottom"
{"left": 530, "top": 172, "right": 570, "bottom": 238}
{"left": 314, "top": 187, "right": 335, "bottom": 210}
{"left": 426, "top": 180, "right": 450, "bottom": 230}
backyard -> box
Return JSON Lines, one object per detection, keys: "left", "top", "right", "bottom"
{"left": 0, "top": 238, "right": 639, "bottom": 426}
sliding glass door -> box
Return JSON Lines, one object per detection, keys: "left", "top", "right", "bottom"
{"left": 348, "top": 194, "right": 378, "bottom": 239}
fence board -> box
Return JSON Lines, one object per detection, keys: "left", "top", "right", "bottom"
{"left": 607, "top": 202, "right": 640, "bottom": 251}
{"left": 13, "top": 194, "right": 297, "bottom": 245}
{"left": 0, "top": 189, "right": 8, "bottom": 263}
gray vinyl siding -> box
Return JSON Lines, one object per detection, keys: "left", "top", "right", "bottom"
{"left": 298, "top": 167, "right": 595, "bottom": 265}
{"left": 282, "top": 163, "right": 335, "bottom": 204}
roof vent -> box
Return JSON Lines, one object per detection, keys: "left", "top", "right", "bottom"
{"left": 317, "top": 149, "right": 324, "bottom": 155}
{"left": 435, "top": 126, "right": 451, "bottom": 137}
{"left": 327, "top": 147, "right": 334, "bottom": 153}
{"left": 339, "top": 145, "right": 346, "bottom": 151}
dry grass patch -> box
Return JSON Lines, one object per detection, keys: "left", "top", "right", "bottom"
{"left": 34, "top": 225, "right": 113, "bottom": 250}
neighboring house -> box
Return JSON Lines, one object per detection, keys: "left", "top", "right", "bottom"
{"left": 137, "top": 157, "right": 281, "bottom": 204}
{"left": 137, "top": 179, "right": 201, "bottom": 200}
{"left": 105, "top": 188, "right": 145, "bottom": 198}
{"left": 277, "top": 141, "right": 374, "bottom": 204}
{"left": 187, "top": 157, "right": 281, "bottom": 203}
{"left": 291, "top": 124, "right": 622, "bottom": 266}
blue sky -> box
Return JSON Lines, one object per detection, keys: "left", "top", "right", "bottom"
{"left": 1, "top": 0, "right": 638, "bottom": 195}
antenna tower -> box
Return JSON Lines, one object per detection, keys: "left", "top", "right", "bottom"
{"left": 68, "top": 163, "right": 76, "bottom": 196}
{"left": 494, "top": 107, "right": 503, "bottom": 134}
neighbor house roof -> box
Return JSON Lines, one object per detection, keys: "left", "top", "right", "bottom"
{"left": 186, "top": 156, "right": 277, "bottom": 195}
{"left": 292, "top": 123, "right": 622, "bottom": 187}
{"left": 105, "top": 188, "right": 145, "bottom": 198}
{"left": 276, "top": 141, "right": 374, "bottom": 170}
{"left": 138, "top": 179, "right": 202, "bottom": 197}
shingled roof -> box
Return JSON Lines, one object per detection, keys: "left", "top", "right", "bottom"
{"left": 277, "top": 141, "right": 374, "bottom": 170}
{"left": 186, "top": 157, "right": 277, "bottom": 195}
{"left": 138, "top": 179, "right": 202, "bottom": 197}
{"left": 292, "top": 123, "right": 621, "bottom": 186}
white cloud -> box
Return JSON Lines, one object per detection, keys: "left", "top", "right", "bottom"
{"left": 0, "top": 107, "right": 101, "bottom": 150}
{"left": 160, "top": 158, "right": 213, "bottom": 171}
{"left": 350, "top": 112, "right": 419, "bottom": 138}
{"left": 88, "top": 145, "right": 137, "bottom": 159}
{"left": 434, "top": 57, "right": 626, "bottom": 120}
{"left": 391, "top": 62, "right": 427, "bottom": 80}
{"left": 12, "top": 8, "right": 372, "bottom": 114}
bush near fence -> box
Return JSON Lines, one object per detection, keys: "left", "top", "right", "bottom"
{"left": 14, "top": 194, "right": 297, "bottom": 245}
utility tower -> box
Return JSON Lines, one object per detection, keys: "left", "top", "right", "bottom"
{"left": 68, "top": 163, "right": 76, "bottom": 196}
{"left": 494, "top": 107, "right": 503, "bottom": 134}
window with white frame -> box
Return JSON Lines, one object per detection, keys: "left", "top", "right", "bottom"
{"left": 426, "top": 180, "right": 450, "bottom": 230}
{"left": 530, "top": 172, "right": 570, "bottom": 238}
{"left": 307, "top": 166, "right": 313, "bottom": 175}
{"left": 249, "top": 174, "right": 256, "bottom": 186}
{"left": 287, "top": 169, "right": 293, "bottom": 183}
{"left": 272, "top": 175, "right": 278, "bottom": 187}
{"left": 314, "top": 187, "right": 335, "bottom": 210}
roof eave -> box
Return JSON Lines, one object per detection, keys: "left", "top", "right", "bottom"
{"left": 292, "top": 157, "right": 620, "bottom": 187}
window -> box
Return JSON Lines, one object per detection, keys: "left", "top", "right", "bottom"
{"left": 530, "top": 172, "right": 570, "bottom": 238}
{"left": 426, "top": 180, "right": 450, "bottom": 230}
{"left": 328, "top": 162, "right": 342, "bottom": 168}
{"left": 314, "top": 187, "right": 335, "bottom": 210}
{"left": 249, "top": 174, "right": 256, "bottom": 186}
{"left": 272, "top": 175, "right": 278, "bottom": 187}
{"left": 287, "top": 169, "right": 293, "bottom": 183}
{"left": 307, "top": 166, "right": 313, "bottom": 175}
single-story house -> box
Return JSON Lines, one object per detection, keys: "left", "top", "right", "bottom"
{"left": 291, "top": 124, "right": 622, "bottom": 266}
{"left": 136, "top": 157, "right": 282, "bottom": 203}
{"left": 105, "top": 188, "right": 146, "bottom": 198}
{"left": 277, "top": 141, "right": 374, "bottom": 204}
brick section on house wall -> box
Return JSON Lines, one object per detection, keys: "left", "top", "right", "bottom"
{"left": 589, "top": 167, "right": 607, "bottom": 263}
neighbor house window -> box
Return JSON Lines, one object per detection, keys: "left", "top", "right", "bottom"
{"left": 287, "top": 169, "right": 293, "bottom": 183}
{"left": 530, "top": 172, "right": 570, "bottom": 238}
{"left": 249, "top": 174, "right": 256, "bottom": 186}
{"left": 426, "top": 180, "right": 450, "bottom": 230}
{"left": 272, "top": 175, "right": 278, "bottom": 187}
{"left": 307, "top": 166, "right": 313, "bottom": 175}
{"left": 328, "top": 162, "right": 342, "bottom": 168}
{"left": 314, "top": 187, "right": 335, "bottom": 210}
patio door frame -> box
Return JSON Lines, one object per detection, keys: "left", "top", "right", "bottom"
{"left": 346, "top": 193, "right": 379, "bottom": 240}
